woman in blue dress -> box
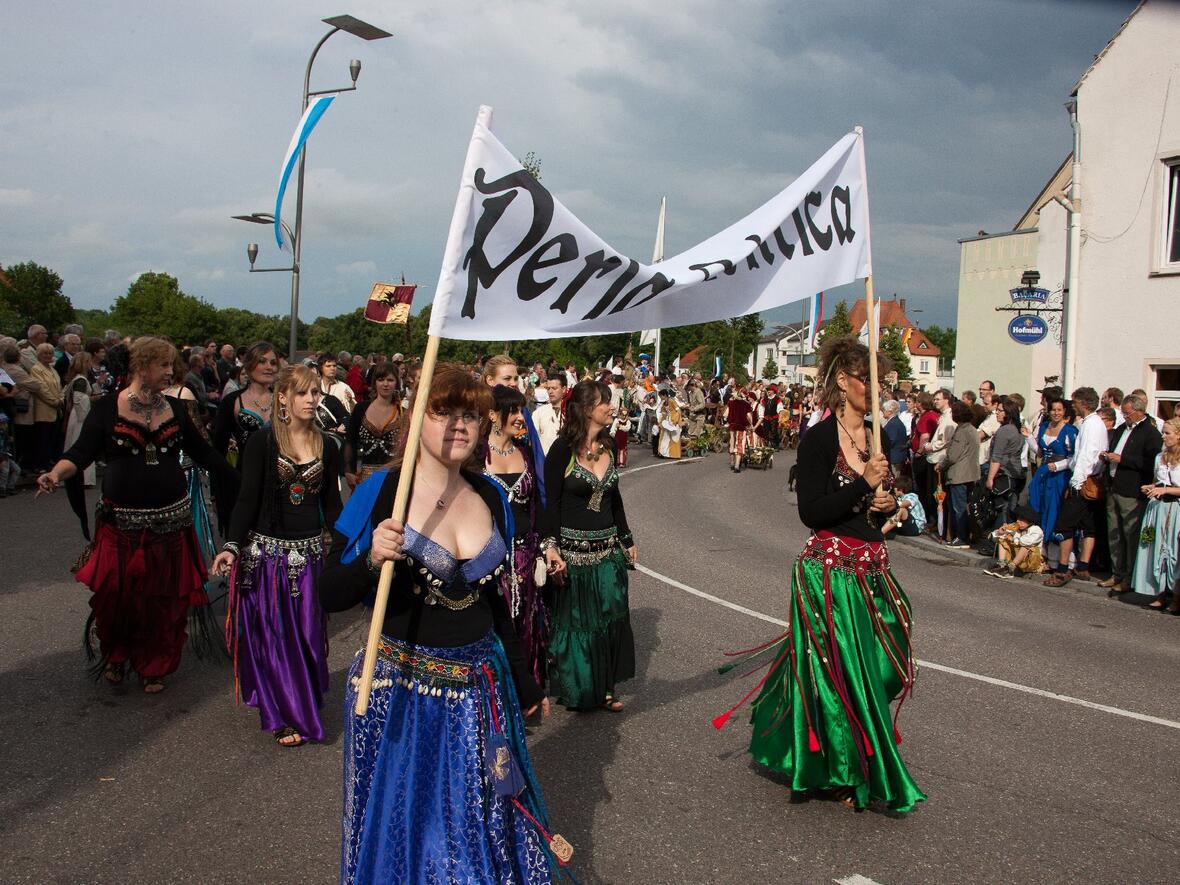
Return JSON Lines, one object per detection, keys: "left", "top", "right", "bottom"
{"left": 317, "top": 363, "right": 570, "bottom": 885}
{"left": 1028, "top": 397, "right": 1077, "bottom": 544}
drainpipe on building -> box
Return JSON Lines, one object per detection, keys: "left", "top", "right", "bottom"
{"left": 1062, "top": 97, "right": 1082, "bottom": 394}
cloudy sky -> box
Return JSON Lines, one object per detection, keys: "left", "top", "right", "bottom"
{"left": 0, "top": 0, "right": 1138, "bottom": 333}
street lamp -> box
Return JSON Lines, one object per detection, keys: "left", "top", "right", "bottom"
{"left": 252, "top": 15, "right": 392, "bottom": 359}
{"left": 233, "top": 213, "right": 296, "bottom": 273}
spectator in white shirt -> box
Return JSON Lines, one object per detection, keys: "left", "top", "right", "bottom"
{"left": 533, "top": 374, "right": 566, "bottom": 454}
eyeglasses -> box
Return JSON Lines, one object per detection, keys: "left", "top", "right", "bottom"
{"left": 428, "top": 410, "right": 480, "bottom": 425}
{"left": 844, "top": 372, "right": 868, "bottom": 386}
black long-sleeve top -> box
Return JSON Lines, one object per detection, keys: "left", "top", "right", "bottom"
{"left": 213, "top": 388, "right": 269, "bottom": 464}
{"left": 226, "top": 429, "right": 343, "bottom": 545}
{"left": 62, "top": 395, "right": 233, "bottom": 509}
{"left": 344, "top": 398, "right": 401, "bottom": 473}
{"left": 796, "top": 414, "right": 891, "bottom": 542}
{"left": 316, "top": 469, "right": 542, "bottom": 707}
{"left": 539, "top": 436, "right": 633, "bottom": 546}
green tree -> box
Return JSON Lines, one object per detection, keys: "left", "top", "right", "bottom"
{"left": 762, "top": 355, "right": 779, "bottom": 380}
{"left": 879, "top": 324, "right": 913, "bottom": 379}
{"left": 0, "top": 261, "right": 75, "bottom": 335}
{"left": 111, "top": 272, "right": 220, "bottom": 343}
{"left": 75, "top": 308, "right": 113, "bottom": 338}
{"left": 921, "top": 324, "right": 957, "bottom": 368}
{"left": 816, "top": 299, "right": 852, "bottom": 345}
{"left": 519, "top": 152, "right": 542, "bottom": 181}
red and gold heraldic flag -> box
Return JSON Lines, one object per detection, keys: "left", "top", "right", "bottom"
{"left": 364, "top": 283, "right": 416, "bottom": 325}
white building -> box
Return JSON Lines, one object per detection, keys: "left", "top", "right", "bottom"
{"left": 956, "top": 0, "right": 1180, "bottom": 419}
{"left": 753, "top": 320, "right": 816, "bottom": 384}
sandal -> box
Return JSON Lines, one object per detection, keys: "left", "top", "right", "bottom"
{"left": 275, "top": 727, "right": 306, "bottom": 748}
{"left": 1043, "top": 572, "right": 1072, "bottom": 587}
{"left": 601, "top": 695, "right": 625, "bottom": 713}
{"left": 102, "top": 662, "right": 125, "bottom": 685}
{"left": 141, "top": 677, "right": 165, "bottom": 694}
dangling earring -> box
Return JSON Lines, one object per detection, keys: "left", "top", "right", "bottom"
{"left": 838, "top": 388, "right": 847, "bottom": 416}
{"left": 277, "top": 399, "right": 290, "bottom": 425}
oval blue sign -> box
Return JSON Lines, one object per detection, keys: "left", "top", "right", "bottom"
{"left": 1007, "top": 314, "right": 1048, "bottom": 345}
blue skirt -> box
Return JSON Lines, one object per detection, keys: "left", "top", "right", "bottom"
{"left": 342, "top": 632, "right": 555, "bottom": 885}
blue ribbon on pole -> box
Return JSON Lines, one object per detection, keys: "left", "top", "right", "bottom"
{"left": 274, "top": 94, "right": 336, "bottom": 250}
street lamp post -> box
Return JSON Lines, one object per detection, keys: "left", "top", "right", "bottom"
{"left": 233, "top": 213, "right": 296, "bottom": 275}
{"left": 246, "top": 15, "right": 392, "bottom": 359}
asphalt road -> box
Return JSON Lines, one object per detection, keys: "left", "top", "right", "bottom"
{"left": 3, "top": 446, "right": 1179, "bottom": 884}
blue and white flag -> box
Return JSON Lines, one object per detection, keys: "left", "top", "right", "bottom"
{"left": 274, "top": 94, "right": 336, "bottom": 250}
{"left": 808, "top": 292, "right": 823, "bottom": 348}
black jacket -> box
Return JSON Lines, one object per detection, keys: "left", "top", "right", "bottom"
{"left": 1108, "top": 418, "right": 1163, "bottom": 499}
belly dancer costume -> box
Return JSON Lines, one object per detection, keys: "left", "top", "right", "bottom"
{"left": 62, "top": 396, "right": 235, "bottom": 679}
{"left": 223, "top": 430, "right": 342, "bottom": 741}
{"left": 484, "top": 436, "right": 550, "bottom": 694}
{"left": 213, "top": 388, "right": 270, "bottom": 532}
{"left": 346, "top": 399, "right": 401, "bottom": 483}
{"left": 715, "top": 414, "right": 925, "bottom": 813}
{"left": 541, "top": 437, "right": 635, "bottom": 710}
{"left": 318, "top": 469, "right": 572, "bottom": 884}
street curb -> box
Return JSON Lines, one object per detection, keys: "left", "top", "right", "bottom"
{"left": 889, "top": 533, "right": 1146, "bottom": 602}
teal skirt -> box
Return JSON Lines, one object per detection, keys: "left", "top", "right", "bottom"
{"left": 549, "top": 527, "right": 635, "bottom": 709}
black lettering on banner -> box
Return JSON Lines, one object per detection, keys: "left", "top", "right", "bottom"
{"left": 582, "top": 259, "right": 640, "bottom": 320}
{"left": 744, "top": 235, "right": 775, "bottom": 270}
{"left": 804, "top": 191, "right": 833, "bottom": 250}
{"left": 791, "top": 209, "right": 814, "bottom": 256}
{"left": 772, "top": 226, "right": 796, "bottom": 260}
{"left": 518, "top": 234, "right": 579, "bottom": 301}
{"left": 831, "top": 186, "right": 855, "bottom": 244}
{"left": 549, "top": 250, "right": 624, "bottom": 314}
{"left": 608, "top": 271, "right": 675, "bottom": 314}
{"left": 461, "top": 168, "right": 553, "bottom": 319}
{"left": 688, "top": 259, "right": 736, "bottom": 282}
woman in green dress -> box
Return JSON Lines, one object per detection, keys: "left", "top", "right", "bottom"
{"left": 542, "top": 379, "right": 637, "bottom": 712}
{"left": 716, "top": 335, "right": 925, "bottom": 812}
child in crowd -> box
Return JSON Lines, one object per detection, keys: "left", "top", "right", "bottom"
{"left": 984, "top": 504, "right": 1044, "bottom": 578}
{"left": 0, "top": 413, "right": 20, "bottom": 497}
{"left": 883, "top": 475, "right": 926, "bottom": 537}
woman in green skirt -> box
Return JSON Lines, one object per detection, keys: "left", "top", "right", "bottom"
{"left": 542, "top": 379, "right": 637, "bottom": 711}
{"left": 716, "top": 336, "right": 925, "bottom": 813}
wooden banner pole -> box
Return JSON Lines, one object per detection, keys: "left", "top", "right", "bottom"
{"left": 353, "top": 333, "right": 441, "bottom": 716}
{"left": 865, "top": 275, "right": 882, "bottom": 456}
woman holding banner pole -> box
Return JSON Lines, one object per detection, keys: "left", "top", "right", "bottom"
{"left": 714, "top": 335, "right": 925, "bottom": 813}
{"left": 317, "top": 364, "right": 567, "bottom": 884}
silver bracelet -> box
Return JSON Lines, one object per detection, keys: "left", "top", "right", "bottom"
{"left": 221, "top": 542, "right": 240, "bottom": 557}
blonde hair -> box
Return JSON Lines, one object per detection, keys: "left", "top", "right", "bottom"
{"left": 481, "top": 354, "right": 517, "bottom": 385}
{"left": 1163, "top": 417, "right": 1180, "bottom": 468}
{"left": 128, "top": 337, "right": 178, "bottom": 378}
{"left": 273, "top": 364, "right": 323, "bottom": 462}
{"left": 66, "top": 352, "right": 93, "bottom": 385}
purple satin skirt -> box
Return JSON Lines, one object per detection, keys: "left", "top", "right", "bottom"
{"left": 502, "top": 531, "right": 550, "bottom": 692}
{"left": 227, "top": 532, "right": 329, "bottom": 740}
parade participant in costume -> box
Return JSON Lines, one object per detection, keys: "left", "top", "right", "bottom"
{"left": 715, "top": 335, "right": 924, "bottom": 813}
{"left": 212, "top": 365, "right": 341, "bottom": 747}
{"left": 684, "top": 378, "right": 707, "bottom": 438}
{"left": 656, "top": 388, "right": 682, "bottom": 459}
{"left": 344, "top": 363, "right": 401, "bottom": 488}
{"left": 214, "top": 342, "right": 278, "bottom": 527}
{"left": 37, "top": 337, "right": 234, "bottom": 693}
{"left": 760, "top": 385, "right": 783, "bottom": 449}
{"left": 482, "top": 355, "right": 549, "bottom": 507}
{"left": 163, "top": 354, "right": 218, "bottom": 574}
{"left": 318, "top": 364, "right": 567, "bottom": 884}
{"left": 1137, "top": 418, "right": 1180, "bottom": 609}
{"left": 543, "top": 379, "right": 637, "bottom": 712}
{"left": 483, "top": 384, "right": 550, "bottom": 704}
{"left": 314, "top": 352, "right": 353, "bottom": 453}
{"left": 1027, "top": 397, "right": 1077, "bottom": 545}
{"left": 611, "top": 380, "right": 634, "bottom": 468}
{"left": 726, "top": 387, "right": 754, "bottom": 473}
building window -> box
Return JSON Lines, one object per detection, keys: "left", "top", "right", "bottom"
{"left": 1167, "top": 161, "right": 1180, "bottom": 266}
{"left": 1154, "top": 365, "right": 1180, "bottom": 421}
{"left": 920, "top": 360, "right": 930, "bottom": 373}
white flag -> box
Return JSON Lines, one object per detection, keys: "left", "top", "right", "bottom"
{"left": 429, "top": 106, "right": 872, "bottom": 340}
{"left": 858, "top": 300, "right": 880, "bottom": 345}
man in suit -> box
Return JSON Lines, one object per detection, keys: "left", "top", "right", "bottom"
{"left": 882, "top": 399, "right": 909, "bottom": 470}
{"left": 1099, "top": 394, "right": 1163, "bottom": 594}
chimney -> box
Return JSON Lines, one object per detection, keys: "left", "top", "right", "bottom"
{"left": 899, "top": 298, "right": 907, "bottom": 315}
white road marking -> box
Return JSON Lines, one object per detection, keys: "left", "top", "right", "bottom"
{"left": 634, "top": 563, "right": 1180, "bottom": 733}
{"left": 619, "top": 457, "right": 703, "bottom": 476}
{"left": 834, "top": 876, "right": 885, "bottom": 885}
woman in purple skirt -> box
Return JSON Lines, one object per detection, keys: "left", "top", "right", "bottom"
{"left": 212, "top": 364, "right": 342, "bottom": 747}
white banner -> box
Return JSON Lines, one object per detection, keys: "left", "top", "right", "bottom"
{"left": 428, "top": 106, "right": 872, "bottom": 340}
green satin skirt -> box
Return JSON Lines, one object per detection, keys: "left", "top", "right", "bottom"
{"left": 738, "top": 532, "right": 925, "bottom": 812}
{"left": 549, "top": 531, "right": 636, "bottom": 710}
